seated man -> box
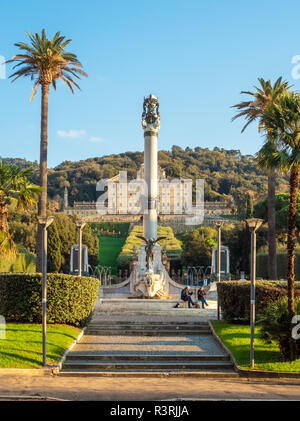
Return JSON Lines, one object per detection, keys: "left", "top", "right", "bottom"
{"left": 181, "top": 286, "right": 195, "bottom": 308}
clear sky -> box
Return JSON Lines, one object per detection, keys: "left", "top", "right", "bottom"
{"left": 1, "top": 0, "right": 300, "bottom": 167}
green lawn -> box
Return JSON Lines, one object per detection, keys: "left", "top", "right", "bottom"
{"left": 0, "top": 323, "right": 80, "bottom": 368}
{"left": 212, "top": 321, "right": 300, "bottom": 372}
{"left": 98, "top": 236, "right": 126, "bottom": 274}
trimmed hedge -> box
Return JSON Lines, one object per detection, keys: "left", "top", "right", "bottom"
{"left": 0, "top": 273, "right": 100, "bottom": 326}
{"left": 217, "top": 280, "right": 300, "bottom": 322}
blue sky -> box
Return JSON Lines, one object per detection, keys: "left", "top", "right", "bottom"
{"left": 1, "top": 0, "right": 300, "bottom": 167}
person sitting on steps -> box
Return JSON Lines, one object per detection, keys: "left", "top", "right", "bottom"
{"left": 197, "top": 286, "right": 209, "bottom": 309}
{"left": 181, "top": 286, "right": 195, "bottom": 308}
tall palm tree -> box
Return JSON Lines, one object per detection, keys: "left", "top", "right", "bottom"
{"left": 7, "top": 29, "right": 88, "bottom": 271}
{"left": 261, "top": 91, "right": 300, "bottom": 360}
{"left": 232, "top": 77, "right": 290, "bottom": 280}
{"left": 0, "top": 162, "right": 42, "bottom": 256}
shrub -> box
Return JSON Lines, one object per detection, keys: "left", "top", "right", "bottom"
{"left": 258, "top": 297, "right": 300, "bottom": 360}
{"left": 217, "top": 280, "right": 300, "bottom": 322}
{"left": 0, "top": 273, "right": 100, "bottom": 326}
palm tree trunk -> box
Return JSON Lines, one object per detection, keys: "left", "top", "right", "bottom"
{"left": 268, "top": 170, "right": 277, "bottom": 280}
{"left": 287, "top": 167, "right": 300, "bottom": 360}
{"left": 36, "top": 83, "right": 50, "bottom": 272}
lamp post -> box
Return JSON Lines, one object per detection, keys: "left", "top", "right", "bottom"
{"left": 76, "top": 220, "right": 86, "bottom": 276}
{"left": 37, "top": 215, "right": 54, "bottom": 367}
{"left": 215, "top": 220, "right": 224, "bottom": 320}
{"left": 245, "top": 218, "right": 263, "bottom": 369}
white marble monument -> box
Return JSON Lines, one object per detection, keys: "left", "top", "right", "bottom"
{"left": 129, "top": 95, "right": 172, "bottom": 298}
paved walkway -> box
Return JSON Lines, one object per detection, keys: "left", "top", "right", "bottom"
{"left": 92, "top": 282, "right": 218, "bottom": 323}
{"left": 1, "top": 375, "right": 300, "bottom": 400}
{"left": 1, "top": 285, "right": 300, "bottom": 400}
{"left": 73, "top": 333, "right": 226, "bottom": 357}
{"left": 60, "top": 283, "right": 227, "bottom": 374}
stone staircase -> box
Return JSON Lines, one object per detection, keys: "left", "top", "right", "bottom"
{"left": 60, "top": 321, "right": 237, "bottom": 376}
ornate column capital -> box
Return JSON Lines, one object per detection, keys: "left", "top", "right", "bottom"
{"left": 142, "top": 94, "right": 160, "bottom": 134}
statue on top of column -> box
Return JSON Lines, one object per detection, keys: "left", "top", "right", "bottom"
{"left": 142, "top": 94, "right": 160, "bottom": 130}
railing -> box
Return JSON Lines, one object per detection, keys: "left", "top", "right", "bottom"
{"left": 169, "top": 266, "right": 212, "bottom": 285}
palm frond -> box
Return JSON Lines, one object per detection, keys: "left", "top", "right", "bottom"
{"left": 7, "top": 29, "right": 88, "bottom": 99}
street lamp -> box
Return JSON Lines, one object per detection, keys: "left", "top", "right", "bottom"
{"left": 215, "top": 220, "right": 224, "bottom": 282}
{"left": 215, "top": 220, "right": 224, "bottom": 320}
{"left": 76, "top": 220, "right": 86, "bottom": 276}
{"left": 246, "top": 217, "right": 264, "bottom": 369}
{"left": 37, "top": 215, "right": 54, "bottom": 367}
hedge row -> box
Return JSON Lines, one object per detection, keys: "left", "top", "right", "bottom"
{"left": 0, "top": 273, "right": 100, "bottom": 326}
{"left": 217, "top": 280, "right": 300, "bottom": 322}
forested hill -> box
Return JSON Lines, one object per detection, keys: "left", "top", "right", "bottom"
{"left": 2, "top": 145, "right": 289, "bottom": 210}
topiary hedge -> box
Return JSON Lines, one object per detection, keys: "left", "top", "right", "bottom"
{"left": 0, "top": 273, "right": 100, "bottom": 326}
{"left": 217, "top": 280, "right": 300, "bottom": 322}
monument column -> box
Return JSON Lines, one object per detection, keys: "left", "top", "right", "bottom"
{"left": 142, "top": 94, "right": 160, "bottom": 240}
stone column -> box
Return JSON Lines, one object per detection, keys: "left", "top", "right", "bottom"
{"left": 142, "top": 94, "right": 160, "bottom": 241}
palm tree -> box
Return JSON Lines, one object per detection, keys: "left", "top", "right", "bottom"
{"left": 7, "top": 29, "right": 88, "bottom": 271}
{"left": 261, "top": 91, "right": 300, "bottom": 360}
{"left": 0, "top": 162, "right": 42, "bottom": 256}
{"left": 232, "top": 77, "right": 290, "bottom": 280}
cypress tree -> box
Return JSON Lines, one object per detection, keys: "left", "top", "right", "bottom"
{"left": 47, "top": 220, "right": 62, "bottom": 273}
{"left": 246, "top": 193, "right": 254, "bottom": 218}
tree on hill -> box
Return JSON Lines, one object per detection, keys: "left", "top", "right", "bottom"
{"left": 4, "top": 146, "right": 290, "bottom": 210}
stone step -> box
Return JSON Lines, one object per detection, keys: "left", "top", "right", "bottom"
{"left": 85, "top": 327, "right": 210, "bottom": 333}
{"left": 58, "top": 369, "right": 238, "bottom": 378}
{"left": 86, "top": 324, "right": 209, "bottom": 330}
{"left": 89, "top": 321, "right": 209, "bottom": 326}
{"left": 65, "top": 354, "right": 230, "bottom": 361}
{"left": 84, "top": 329, "right": 212, "bottom": 336}
{"left": 61, "top": 360, "right": 234, "bottom": 371}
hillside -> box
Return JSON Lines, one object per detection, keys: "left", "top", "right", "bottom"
{"left": 2, "top": 145, "right": 290, "bottom": 212}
